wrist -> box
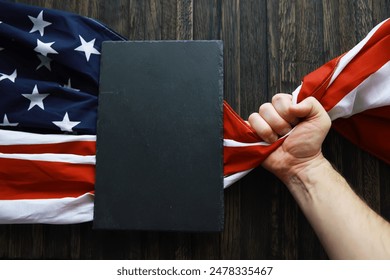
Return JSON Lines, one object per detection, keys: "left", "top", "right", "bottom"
{"left": 278, "top": 153, "right": 331, "bottom": 192}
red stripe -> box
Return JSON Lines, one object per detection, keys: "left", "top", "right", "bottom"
{"left": 332, "top": 106, "right": 390, "bottom": 165}
{"left": 0, "top": 158, "right": 95, "bottom": 199}
{"left": 359, "top": 19, "right": 390, "bottom": 55}
{"left": 224, "top": 101, "right": 261, "bottom": 142}
{"left": 224, "top": 139, "right": 284, "bottom": 176}
{"left": 0, "top": 141, "right": 96, "bottom": 155}
{"left": 297, "top": 56, "right": 341, "bottom": 102}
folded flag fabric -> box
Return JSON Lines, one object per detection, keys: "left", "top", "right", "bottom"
{"left": 224, "top": 17, "right": 390, "bottom": 187}
{"left": 1, "top": 1, "right": 389, "bottom": 224}
{"left": 0, "top": 1, "right": 125, "bottom": 223}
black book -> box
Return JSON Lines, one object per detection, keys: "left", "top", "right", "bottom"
{"left": 93, "top": 41, "right": 224, "bottom": 231}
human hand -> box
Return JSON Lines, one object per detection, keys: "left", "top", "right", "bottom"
{"left": 247, "top": 94, "right": 331, "bottom": 183}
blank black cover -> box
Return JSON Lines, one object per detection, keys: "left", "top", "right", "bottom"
{"left": 94, "top": 41, "right": 224, "bottom": 231}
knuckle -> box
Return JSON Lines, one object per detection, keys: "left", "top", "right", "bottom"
{"left": 258, "top": 126, "right": 277, "bottom": 142}
{"left": 248, "top": 112, "right": 258, "bottom": 123}
{"left": 272, "top": 93, "right": 290, "bottom": 104}
{"left": 260, "top": 126, "right": 274, "bottom": 137}
{"left": 271, "top": 94, "right": 283, "bottom": 104}
{"left": 259, "top": 102, "right": 271, "bottom": 113}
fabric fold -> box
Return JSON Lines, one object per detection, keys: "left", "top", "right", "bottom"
{"left": 223, "top": 17, "right": 390, "bottom": 187}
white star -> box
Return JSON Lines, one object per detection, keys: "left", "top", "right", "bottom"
{"left": 22, "top": 85, "right": 49, "bottom": 111}
{"left": 74, "top": 35, "right": 100, "bottom": 61}
{"left": 0, "top": 114, "right": 18, "bottom": 127}
{"left": 34, "top": 39, "right": 58, "bottom": 56}
{"left": 0, "top": 69, "right": 17, "bottom": 83}
{"left": 52, "top": 112, "right": 80, "bottom": 132}
{"left": 28, "top": 10, "right": 52, "bottom": 36}
{"left": 36, "top": 54, "right": 52, "bottom": 71}
{"left": 63, "top": 78, "right": 80, "bottom": 91}
{"left": 0, "top": 47, "right": 3, "bottom": 51}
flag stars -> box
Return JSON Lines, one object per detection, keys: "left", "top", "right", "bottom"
{"left": 29, "top": 10, "right": 52, "bottom": 36}
{"left": 52, "top": 112, "right": 81, "bottom": 132}
{"left": 22, "top": 85, "right": 50, "bottom": 110}
{"left": 74, "top": 35, "right": 100, "bottom": 61}
{"left": 0, "top": 114, "right": 18, "bottom": 127}
{"left": 36, "top": 54, "right": 52, "bottom": 71}
{"left": 34, "top": 39, "right": 58, "bottom": 56}
{"left": 63, "top": 78, "right": 80, "bottom": 91}
{"left": 0, "top": 69, "right": 17, "bottom": 83}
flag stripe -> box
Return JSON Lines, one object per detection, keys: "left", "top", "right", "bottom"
{"left": 0, "top": 157, "right": 95, "bottom": 199}
{"left": 0, "top": 153, "right": 95, "bottom": 164}
{"left": 0, "top": 141, "right": 95, "bottom": 155}
{"left": 224, "top": 169, "right": 253, "bottom": 188}
{"left": 332, "top": 106, "right": 390, "bottom": 165}
{"left": 0, "top": 129, "right": 96, "bottom": 145}
{"left": 224, "top": 140, "right": 283, "bottom": 176}
{"left": 0, "top": 193, "right": 94, "bottom": 224}
{"left": 224, "top": 139, "right": 270, "bottom": 147}
{"left": 327, "top": 61, "right": 390, "bottom": 120}
{"left": 223, "top": 101, "right": 261, "bottom": 143}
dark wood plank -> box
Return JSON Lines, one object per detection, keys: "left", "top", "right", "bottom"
{"left": 176, "top": 0, "right": 193, "bottom": 40}
{"left": 0, "top": 225, "right": 10, "bottom": 258}
{"left": 145, "top": 0, "right": 162, "bottom": 40}
{"left": 266, "top": 0, "right": 301, "bottom": 260}
{"left": 239, "top": 0, "right": 268, "bottom": 116}
{"left": 219, "top": 0, "right": 242, "bottom": 259}
{"left": 161, "top": 0, "right": 178, "bottom": 40}
{"left": 237, "top": 0, "right": 274, "bottom": 259}
{"left": 193, "top": 0, "right": 222, "bottom": 40}
{"left": 127, "top": 0, "right": 147, "bottom": 40}
{"left": 221, "top": 0, "right": 240, "bottom": 109}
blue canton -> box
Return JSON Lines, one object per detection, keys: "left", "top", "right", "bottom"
{"left": 0, "top": 1, "right": 125, "bottom": 134}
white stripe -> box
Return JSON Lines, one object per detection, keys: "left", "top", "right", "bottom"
{"left": 292, "top": 84, "right": 302, "bottom": 105}
{"left": 224, "top": 169, "right": 253, "bottom": 188}
{"left": 327, "top": 18, "right": 388, "bottom": 87}
{"left": 328, "top": 60, "right": 390, "bottom": 120}
{"left": 0, "top": 153, "right": 96, "bottom": 164}
{"left": 0, "top": 129, "right": 95, "bottom": 145}
{"left": 224, "top": 139, "right": 270, "bottom": 147}
{"left": 0, "top": 193, "right": 94, "bottom": 224}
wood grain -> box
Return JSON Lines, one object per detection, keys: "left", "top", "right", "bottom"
{"left": 2, "top": 0, "right": 390, "bottom": 259}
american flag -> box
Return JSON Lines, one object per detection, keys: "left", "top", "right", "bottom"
{"left": 224, "top": 17, "right": 390, "bottom": 187}
{"left": 0, "top": 1, "right": 124, "bottom": 223}
{"left": 1, "top": 1, "right": 390, "bottom": 224}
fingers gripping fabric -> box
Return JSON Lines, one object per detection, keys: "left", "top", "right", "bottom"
{"left": 223, "top": 18, "right": 390, "bottom": 187}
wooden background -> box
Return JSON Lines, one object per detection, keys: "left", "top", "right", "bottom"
{"left": 1, "top": 0, "right": 390, "bottom": 259}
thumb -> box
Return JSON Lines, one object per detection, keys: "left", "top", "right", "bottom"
{"left": 289, "top": 97, "right": 322, "bottom": 118}
{"left": 289, "top": 97, "right": 331, "bottom": 130}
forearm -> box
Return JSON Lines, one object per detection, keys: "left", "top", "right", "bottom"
{"left": 284, "top": 156, "right": 390, "bottom": 259}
